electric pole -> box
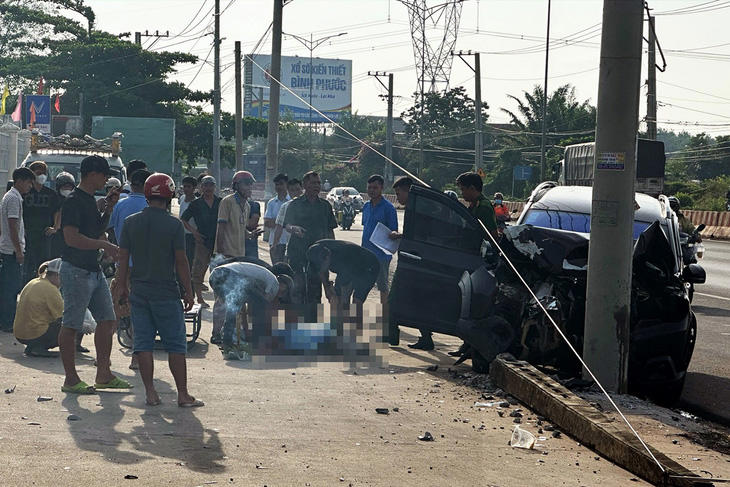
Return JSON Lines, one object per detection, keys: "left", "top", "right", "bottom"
{"left": 212, "top": 0, "right": 222, "bottom": 187}
{"left": 646, "top": 13, "right": 657, "bottom": 140}
{"left": 266, "top": 0, "right": 284, "bottom": 198}
{"left": 452, "top": 50, "right": 483, "bottom": 173}
{"left": 583, "top": 0, "right": 644, "bottom": 393}
{"left": 540, "top": 0, "right": 552, "bottom": 181}
{"left": 134, "top": 30, "right": 170, "bottom": 48}
{"left": 235, "top": 41, "right": 243, "bottom": 170}
{"left": 368, "top": 71, "right": 394, "bottom": 184}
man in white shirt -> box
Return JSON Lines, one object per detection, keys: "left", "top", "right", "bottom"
{"left": 178, "top": 176, "right": 198, "bottom": 270}
{"left": 264, "top": 173, "right": 291, "bottom": 264}
{"left": 271, "top": 178, "right": 303, "bottom": 263}
{"left": 0, "top": 168, "right": 35, "bottom": 331}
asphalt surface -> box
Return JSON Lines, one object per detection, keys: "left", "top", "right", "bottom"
{"left": 338, "top": 212, "right": 730, "bottom": 424}
{"left": 681, "top": 239, "right": 730, "bottom": 424}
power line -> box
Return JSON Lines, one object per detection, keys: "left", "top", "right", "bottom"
{"left": 657, "top": 80, "right": 730, "bottom": 102}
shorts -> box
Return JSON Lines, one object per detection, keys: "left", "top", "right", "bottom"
{"left": 129, "top": 294, "right": 187, "bottom": 355}
{"left": 60, "top": 261, "right": 116, "bottom": 331}
{"left": 376, "top": 259, "right": 391, "bottom": 293}
{"left": 191, "top": 242, "right": 213, "bottom": 287}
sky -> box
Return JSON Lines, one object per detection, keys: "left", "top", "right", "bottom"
{"left": 82, "top": 0, "right": 730, "bottom": 136}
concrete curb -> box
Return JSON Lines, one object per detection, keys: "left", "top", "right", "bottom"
{"left": 489, "top": 355, "right": 713, "bottom": 487}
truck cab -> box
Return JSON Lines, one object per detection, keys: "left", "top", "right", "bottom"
{"left": 19, "top": 131, "right": 126, "bottom": 197}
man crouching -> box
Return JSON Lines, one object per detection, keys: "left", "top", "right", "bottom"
{"left": 116, "top": 173, "right": 203, "bottom": 408}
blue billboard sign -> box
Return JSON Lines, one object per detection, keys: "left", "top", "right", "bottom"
{"left": 513, "top": 165, "right": 533, "bottom": 181}
{"left": 25, "top": 95, "right": 52, "bottom": 134}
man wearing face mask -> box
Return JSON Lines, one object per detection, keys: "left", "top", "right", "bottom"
{"left": 21, "top": 161, "right": 61, "bottom": 286}
{"left": 49, "top": 172, "right": 76, "bottom": 260}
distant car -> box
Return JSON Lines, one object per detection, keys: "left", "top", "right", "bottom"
{"left": 326, "top": 187, "right": 364, "bottom": 211}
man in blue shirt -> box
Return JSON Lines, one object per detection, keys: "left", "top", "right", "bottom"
{"left": 109, "top": 169, "right": 151, "bottom": 244}
{"left": 361, "top": 174, "right": 398, "bottom": 306}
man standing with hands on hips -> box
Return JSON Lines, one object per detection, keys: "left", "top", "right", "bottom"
{"left": 58, "top": 155, "right": 132, "bottom": 394}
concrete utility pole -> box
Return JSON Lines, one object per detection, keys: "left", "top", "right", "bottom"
{"left": 583, "top": 0, "right": 644, "bottom": 394}
{"left": 540, "top": 0, "right": 552, "bottom": 181}
{"left": 212, "top": 0, "right": 222, "bottom": 187}
{"left": 265, "top": 0, "right": 284, "bottom": 197}
{"left": 646, "top": 14, "right": 657, "bottom": 140}
{"left": 368, "top": 71, "right": 394, "bottom": 184}
{"left": 452, "top": 50, "right": 483, "bottom": 173}
{"left": 234, "top": 41, "right": 244, "bottom": 170}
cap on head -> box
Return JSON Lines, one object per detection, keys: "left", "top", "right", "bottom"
{"left": 144, "top": 173, "right": 176, "bottom": 200}
{"left": 232, "top": 170, "right": 256, "bottom": 188}
{"left": 80, "top": 155, "right": 112, "bottom": 176}
{"left": 105, "top": 177, "right": 122, "bottom": 189}
{"left": 200, "top": 175, "right": 216, "bottom": 186}
{"left": 28, "top": 161, "right": 48, "bottom": 174}
{"left": 42, "top": 258, "right": 62, "bottom": 274}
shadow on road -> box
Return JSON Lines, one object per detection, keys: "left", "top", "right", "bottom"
{"left": 681, "top": 371, "right": 730, "bottom": 426}
{"left": 690, "top": 305, "right": 730, "bottom": 318}
{"left": 62, "top": 383, "right": 225, "bottom": 473}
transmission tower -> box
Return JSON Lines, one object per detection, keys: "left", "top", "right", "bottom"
{"left": 399, "top": 0, "right": 463, "bottom": 94}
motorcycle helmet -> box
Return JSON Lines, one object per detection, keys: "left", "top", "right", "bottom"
{"left": 55, "top": 171, "right": 76, "bottom": 190}
{"left": 105, "top": 177, "right": 122, "bottom": 191}
{"left": 494, "top": 192, "right": 504, "bottom": 200}
{"left": 232, "top": 170, "right": 256, "bottom": 189}
{"left": 144, "top": 173, "right": 176, "bottom": 199}
{"left": 668, "top": 196, "right": 680, "bottom": 212}
{"left": 444, "top": 190, "right": 459, "bottom": 201}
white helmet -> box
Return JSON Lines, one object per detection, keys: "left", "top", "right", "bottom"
{"left": 105, "top": 177, "right": 122, "bottom": 190}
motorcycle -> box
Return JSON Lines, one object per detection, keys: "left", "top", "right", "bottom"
{"left": 340, "top": 199, "right": 355, "bottom": 230}
{"left": 680, "top": 223, "right": 706, "bottom": 302}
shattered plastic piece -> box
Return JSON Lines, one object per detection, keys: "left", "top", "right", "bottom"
{"left": 67, "top": 414, "right": 81, "bottom": 421}
{"left": 499, "top": 401, "right": 510, "bottom": 408}
{"left": 27, "top": 422, "right": 41, "bottom": 425}
{"left": 375, "top": 408, "right": 389, "bottom": 415}
{"left": 510, "top": 426, "right": 536, "bottom": 449}
{"left": 4, "top": 385, "right": 16, "bottom": 394}
{"left": 392, "top": 407, "right": 399, "bottom": 412}
{"left": 418, "top": 432, "right": 434, "bottom": 442}
{"left": 124, "top": 474, "right": 138, "bottom": 479}
{"left": 474, "top": 402, "right": 495, "bottom": 408}
{"left": 551, "top": 431, "right": 562, "bottom": 439}
{"left": 509, "top": 411, "right": 523, "bottom": 418}
{"left": 37, "top": 396, "right": 53, "bottom": 402}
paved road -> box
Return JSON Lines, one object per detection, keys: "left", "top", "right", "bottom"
{"left": 335, "top": 213, "right": 730, "bottom": 424}
{"left": 681, "top": 239, "right": 730, "bottom": 424}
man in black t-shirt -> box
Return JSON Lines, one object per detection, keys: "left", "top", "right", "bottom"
{"left": 22, "top": 161, "right": 60, "bottom": 285}
{"left": 58, "top": 155, "right": 132, "bottom": 395}
{"left": 306, "top": 239, "right": 380, "bottom": 306}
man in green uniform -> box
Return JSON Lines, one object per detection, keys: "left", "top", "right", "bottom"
{"left": 456, "top": 172, "right": 497, "bottom": 238}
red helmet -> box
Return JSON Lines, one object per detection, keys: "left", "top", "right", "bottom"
{"left": 144, "top": 173, "right": 176, "bottom": 199}
{"left": 232, "top": 170, "right": 256, "bottom": 188}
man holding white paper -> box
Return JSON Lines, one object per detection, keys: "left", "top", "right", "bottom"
{"left": 361, "top": 175, "right": 398, "bottom": 306}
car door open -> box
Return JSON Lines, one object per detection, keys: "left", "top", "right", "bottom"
{"left": 390, "top": 186, "right": 486, "bottom": 336}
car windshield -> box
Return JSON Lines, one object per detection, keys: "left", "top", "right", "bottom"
{"left": 522, "top": 209, "right": 654, "bottom": 240}
{"left": 46, "top": 162, "right": 123, "bottom": 195}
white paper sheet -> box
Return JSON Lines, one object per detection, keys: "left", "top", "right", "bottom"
{"left": 369, "top": 221, "right": 399, "bottom": 256}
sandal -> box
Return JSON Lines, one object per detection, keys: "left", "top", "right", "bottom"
{"left": 61, "top": 381, "right": 96, "bottom": 395}
{"left": 94, "top": 377, "right": 134, "bottom": 389}
{"left": 178, "top": 399, "right": 205, "bottom": 408}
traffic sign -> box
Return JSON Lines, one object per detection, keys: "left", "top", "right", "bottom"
{"left": 25, "top": 95, "right": 51, "bottom": 134}
{"left": 513, "top": 165, "right": 532, "bottom": 181}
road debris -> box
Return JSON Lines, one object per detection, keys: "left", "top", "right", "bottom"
{"left": 510, "top": 426, "right": 536, "bottom": 449}
{"left": 67, "top": 414, "right": 81, "bottom": 421}
{"left": 37, "top": 396, "right": 52, "bottom": 402}
{"left": 27, "top": 422, "right": 41, "bottom": 426}
{"left": 375, "top": 408, "right": 389, "bottom": 415}
{"left": 4, "top": 385, "right": 16, "bottom": 394}
{"left": 418, "top": 432, "right": 434, "bottom": 442}
{"left": 124, "top": 474, "right": 138, "bottom": 479}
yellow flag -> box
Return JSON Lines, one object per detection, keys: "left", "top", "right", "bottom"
{"left": 0, "top": 85, "right": 9, "bottom": 116}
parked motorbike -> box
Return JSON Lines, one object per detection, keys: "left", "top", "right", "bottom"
{"left": 340, "top": 199, "right": 355, "bottom": 230}
{"left": 680, "top": 223, "right": 706, "bottom": 302}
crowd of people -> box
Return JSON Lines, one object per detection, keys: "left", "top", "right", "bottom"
{"left": 0, "top": 150, "right": 506, "bottom": 405}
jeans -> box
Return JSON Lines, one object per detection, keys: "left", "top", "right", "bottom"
{"left": 245, "top": 237, "right": 259, "bottom": 259}
{"left": 0, "top": 253, "right": 23, "bottom": 330}
{"left": 222, "top": 293, "right": 267, "bottom": 346}
{"left": 129, "top": 294, "right": 187, "bottom": 354}
{"left": 22, "top": 234, "right": 49, "bottom": 286}
{"left": 59, "top": 261, "right": 116, "bottom": 331}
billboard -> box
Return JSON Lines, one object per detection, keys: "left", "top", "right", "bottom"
{"left": 245, "top": 54, "right": 352, "bottom": 122}
{"left": 91, "top": 116, "right": 175, "bottom": 174}
{"left": 25, "top": 95, "right": 52, "bottom": 134}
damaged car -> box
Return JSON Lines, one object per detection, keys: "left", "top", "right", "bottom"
{"left": 389, "top": 183, "right": 704, "bottom": 404}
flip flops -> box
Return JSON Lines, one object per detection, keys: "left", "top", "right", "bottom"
{"left": 61, "top": 381, "right": 96, "bottom": 395}
{"left": 178, "top": 399, "right": 205, "bottom": 408}
{"left": 94, "top": 377, "right": 134, "bottom": 390}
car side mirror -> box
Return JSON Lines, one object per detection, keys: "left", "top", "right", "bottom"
{"left": 682, "top": 263, "right": 706, "bottom": 284}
